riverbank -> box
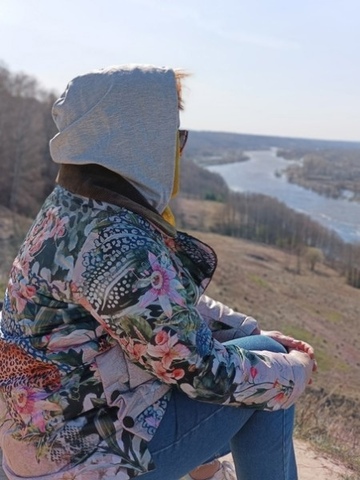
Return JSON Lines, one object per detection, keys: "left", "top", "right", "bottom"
{"left": 277, "top": 148, "right": 360, "bottom": 204}
{"left": 207, "top": 149, "right": 360, "bottom": 243}
{"left": 193, "top": 152, "right": 249, "bottom": 167}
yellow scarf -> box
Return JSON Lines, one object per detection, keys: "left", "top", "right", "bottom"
{"left": 161, "top": 135, "right": 181, "bottom": 227}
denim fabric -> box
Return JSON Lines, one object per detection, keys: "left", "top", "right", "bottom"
{"left": 141, "top": 336, "right": 297, "bottom": 480}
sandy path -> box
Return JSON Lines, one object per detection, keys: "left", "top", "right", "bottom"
{"left": 220, "top": 439, "right": 352, "bottom": 479}
{"left": 293, "top": 439, "right": 352, "bottom": 479}
{"left": 0, "top": 440, "right": 353, "bottom": 479}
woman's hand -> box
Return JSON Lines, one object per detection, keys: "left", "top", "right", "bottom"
{"left": 261, "top": 330, "right": 318, "bottom": 379}
{"left": 287, "top": 348, "right": 316, "bottom": 385}
{"left": 261, "top": 330, "right": 313, "bottom": 355}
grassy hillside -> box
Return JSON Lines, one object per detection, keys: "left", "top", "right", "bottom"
{"left": 0, "top": 206, "right": 33, "bottom": 290}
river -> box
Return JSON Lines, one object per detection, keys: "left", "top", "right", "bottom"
{"left": 207, "top": 149, "right": 360, "bottom": 244}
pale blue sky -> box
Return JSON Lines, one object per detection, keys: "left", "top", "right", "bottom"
{"left": 1, "top": 0, "right": 359, "bottom": 141}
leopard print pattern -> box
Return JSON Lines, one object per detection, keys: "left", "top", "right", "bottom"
{"left": 0, "top": 341, "right": 61, "bottom": 390}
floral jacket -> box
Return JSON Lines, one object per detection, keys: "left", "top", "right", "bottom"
{"left": 0, "top": 186, "right": 307, "bottom": 479}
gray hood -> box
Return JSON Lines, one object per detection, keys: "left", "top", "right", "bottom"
{"left": 50, "top": 65, "right": 179, "bottom": 213}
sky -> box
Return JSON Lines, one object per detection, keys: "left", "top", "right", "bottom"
{"left": 1, "top": 0, "right": 359, "bottom": 142}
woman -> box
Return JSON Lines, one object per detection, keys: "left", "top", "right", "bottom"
{"left": 0, "top": 65, "right": 315, "bottom": 480}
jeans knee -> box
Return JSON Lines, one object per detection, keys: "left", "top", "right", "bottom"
{"left": 224, "top": 335, "right": 287, "bottom": 353}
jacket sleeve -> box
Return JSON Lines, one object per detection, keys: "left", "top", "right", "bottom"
{"left": 196, "top": 294, "right": 259, "bottom": 342}
{"left": 72, "top": 217, "right": 309, "bottom": 411}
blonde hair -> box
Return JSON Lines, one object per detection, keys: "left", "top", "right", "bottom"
{"left": 174, "top": 70, "right": 190, "bottom": 110}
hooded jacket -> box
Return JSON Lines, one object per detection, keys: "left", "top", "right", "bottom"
{"left": 0, "top": 65, "right": 309, "bottom": 479}
{"left": 50, "top": 64, "right": 178, "bottom": 215}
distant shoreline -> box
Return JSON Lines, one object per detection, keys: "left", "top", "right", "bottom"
{"left": 193, "top": 153, "right": 250, "bottom": 167}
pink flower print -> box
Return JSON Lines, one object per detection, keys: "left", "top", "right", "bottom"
{"left": 267, "top": 379, "right": 292, "bottom": 409}
{"left": 42, "top": 207, "right": 68, "bottom": 239}
{"left": 28, "top": 209, "right": 68, "bottom": 257}
{"left": 154, "top": 330, "right": 169, "bottom": 345}
{"left": 274, "top": 392, "right": 286, "bottom": 403}
{"left": 89, "top": 363, "right": 101, "bottom": 382}
{"left": 250, "top": 367, "right": 258, "bottom": 380}
{"left": 13, "top": 252, "right": 31, "bottom": 278}
{"left": 171, "top": 368, "right": 185, "bottom": 381}
{"left": 119, "top": 336, "right": 147, "bottom": 364}
{"left": 147, "top": 330, "right": 190, "bottom": 369}
{"left": 9, "top": 281, "right": 36, "bottom": 313}
{"left": 50, "top": 215, "right": 68, "bottom": 238}
{"left": 164, "top": 237, "right": 177, "bottom": 251}
{"left": 133, "top": 342, "right": 147, "bottom": 360}
{"left": 27, "top": 231, "right": 47, "bottom": 257}
{"left": 138, "top": 252, "right": 185, "bottom": 316}
{"left": 11, "top": 386, "right": 61, "bottom": 432}
{"left": 151, "top": 361, "right": 185, "bottom": 384}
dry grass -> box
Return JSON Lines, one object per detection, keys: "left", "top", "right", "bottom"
{"left": 0, "top": 206, "right": 32, "bottom": 288}
{"left": 295, "top": 389, "right": 360, "bottom": 474}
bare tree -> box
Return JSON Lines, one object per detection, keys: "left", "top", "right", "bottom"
{"left": 0, "top": 65, "right": 57, "bottom": 217}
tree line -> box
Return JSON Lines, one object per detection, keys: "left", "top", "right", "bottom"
{"left": 0, "top": 63, "right": 58, "bottom": 217}
{"left": 282, "top": 149, "right": 360, "bottom": 202}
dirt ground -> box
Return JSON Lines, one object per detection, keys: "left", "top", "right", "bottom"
{"left": 293, "top": 439, "right": 353, "bottom": 479}
{"left": 0, "top": 440, "right": 354, "bottom": 479}
{"left": 219, "top": 439, "right": 353, "bottom": 479}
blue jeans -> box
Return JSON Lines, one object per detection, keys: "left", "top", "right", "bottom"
{"left": 140, "top": 336, "right": 297, "bottom": 480}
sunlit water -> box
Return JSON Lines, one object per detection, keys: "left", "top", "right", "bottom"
{"left": 207, "top": 149, "right": 360, "bottom": 244}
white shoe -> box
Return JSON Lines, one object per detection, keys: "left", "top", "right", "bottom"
{"left": 210, "top": 461, "right": 237, "bottom": 480}
{"left": 181, "top": 460, "right": 237, "bottom": 480}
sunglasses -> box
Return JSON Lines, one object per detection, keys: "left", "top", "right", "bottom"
{"left": 179, "top": 129, "right": 188, "bottom": 153}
